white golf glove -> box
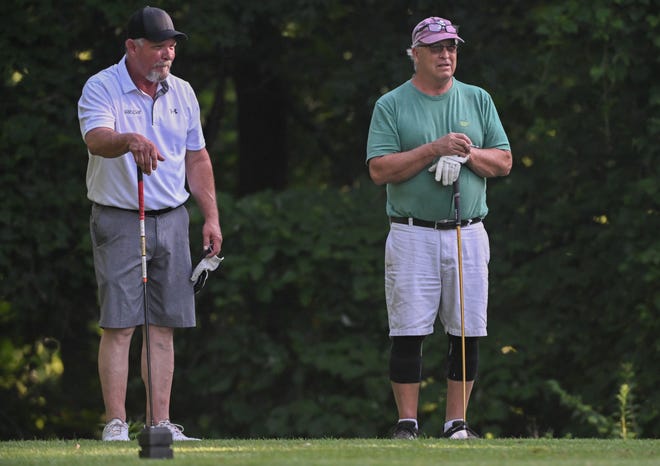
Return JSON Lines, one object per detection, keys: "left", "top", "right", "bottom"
{"left": 428, "top": 155, "right": 470, "bottom": 186}
{"left": 191, "top": 255, "right": 224, "bottom": 293}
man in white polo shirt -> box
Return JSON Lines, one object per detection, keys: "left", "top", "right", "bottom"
{"left": 78, "top": 6, "right": 222, "bottom": 441}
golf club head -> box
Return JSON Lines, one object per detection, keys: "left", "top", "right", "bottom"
{"left": 138, "top": 425, "right": 173, "bottom": 459}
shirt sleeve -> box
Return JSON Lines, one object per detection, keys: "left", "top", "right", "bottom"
{"left": 481, "top": 91, "right": 510, "bottom": 151}
{"left": 366, "top": 97, "right": 401, "bottom": 164}
{"left": 184, "top": 84, "right": 206, "bottom": 152}
{"left": 78, "top": 78, "right": 116, "bottom": 140}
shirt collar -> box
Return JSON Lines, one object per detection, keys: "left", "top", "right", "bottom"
{"left": 119, "top": 55, "right": 169, "bottom": 96}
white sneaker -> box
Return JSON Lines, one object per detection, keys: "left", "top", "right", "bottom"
{"left": 156, "top": 420, "right": 200, "bottom": 441}
{"left": 102, "top": 418, "right": 130, "bottom": 441}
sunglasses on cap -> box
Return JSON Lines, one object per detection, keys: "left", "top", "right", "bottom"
{"left": 416, "top": 21, "right": 460, "bottom": 35}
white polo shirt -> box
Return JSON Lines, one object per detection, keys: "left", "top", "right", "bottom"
{"left": 78, "top": 56, "right": 206, "bottom": 210}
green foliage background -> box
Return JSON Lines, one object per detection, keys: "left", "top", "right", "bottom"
{"left": 0, "top": 0, "right": 658, "bottom": 439}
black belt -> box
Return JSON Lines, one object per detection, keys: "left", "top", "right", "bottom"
{"left": 390, "top": 216, "right": 482, "bottom": 230}
{"left": 94, "top": 203, "right": 177, "bottom": 216}
{"left": 144, "top": 206, "right": 175, "bottom": 216}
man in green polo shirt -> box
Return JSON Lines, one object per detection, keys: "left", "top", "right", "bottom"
{"left": 366, "top": 16, "right": 512, "bottom": 440}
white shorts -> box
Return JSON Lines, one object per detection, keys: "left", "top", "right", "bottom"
{"left": 384, "top": 221, "right": 490, "bottom": 337}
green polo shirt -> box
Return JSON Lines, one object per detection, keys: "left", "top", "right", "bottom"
{"left": 366, "top": 78, "right": 510, "bottom": 221}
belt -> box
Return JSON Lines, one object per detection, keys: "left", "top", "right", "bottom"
{"left": 390, "top": 216, "right": 482, "bottom": 230}
{"left": 144, "top": 206, "right": 175, "bottom": 216}
{"left": 94, "top": 203, "right": 177, "bottom": 216}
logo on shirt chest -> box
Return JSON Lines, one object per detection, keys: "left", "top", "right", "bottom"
{"left": 124, "top": 108, "right": 142, "bottom": 115}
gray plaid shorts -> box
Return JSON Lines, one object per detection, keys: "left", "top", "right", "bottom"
{"left": 90, "top": 203, "right": 195, "bottom": 328}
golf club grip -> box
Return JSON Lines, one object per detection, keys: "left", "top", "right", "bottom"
{"left": 137, "top": 167, "right": 145, "bottom": 219}
{"left": 137, "top": 167, "right": 147, "bottom": 282}
{"left": 452, "top": 180, "right": 461, "bottom": 224}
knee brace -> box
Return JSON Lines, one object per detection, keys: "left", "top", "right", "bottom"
{"left": 446, "top": 334, "right": 479, "bottom": 381}
{"left": 389, "top": 336, "right": 425, "bottom": 383}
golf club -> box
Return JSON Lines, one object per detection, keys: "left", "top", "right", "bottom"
{"left": 136, "top": 167, "right": 174, "bottom": 459}
{"left": 452, "top": 178, "right": 467, "bottom": 422}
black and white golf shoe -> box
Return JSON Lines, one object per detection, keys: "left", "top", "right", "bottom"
{"left": 390, "top": 420, "right": 419, "bottom": 439}
{"left": 443, "top": 420, "right": 479, "bottom": 439}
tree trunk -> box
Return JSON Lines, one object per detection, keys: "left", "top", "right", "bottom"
{"left": 234, "top": 59, "right": 288, "bottom": 195}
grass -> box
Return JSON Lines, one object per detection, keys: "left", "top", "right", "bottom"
{"left": 0, "top": 438, "right": 658, "bottom": 465}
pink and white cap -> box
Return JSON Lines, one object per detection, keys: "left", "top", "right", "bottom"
{"left": 411, "top": 17, "right": 464, "bottom": 47}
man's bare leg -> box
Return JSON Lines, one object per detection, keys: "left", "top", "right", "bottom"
{"left": 141, "top": 325, "right": 174, "bottom": 424}
{"left": 445, "top": 379, "right": 474, "bottom": 422}
{"left": 392, "top": 381, "right": 420, "bottom": 419}
{"left": 99, "top": 327, "right": 135, "bottom": 422}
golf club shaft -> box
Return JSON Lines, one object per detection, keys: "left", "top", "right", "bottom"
{"left": 453, "top": 180, "right": 467, "bottom": 421}
{"left": 138, "top": 167, "right": 155, "bottom": 427}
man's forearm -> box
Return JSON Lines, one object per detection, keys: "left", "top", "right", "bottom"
{"left": 466, "top": 148, "right": 512, "bottom": 178}
{"left": 84, "top": 128, "right": 132, "bottom": 158}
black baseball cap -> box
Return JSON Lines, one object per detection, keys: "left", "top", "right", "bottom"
{"left": 127, "top": 6, "right": 187, "bottom": 42}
